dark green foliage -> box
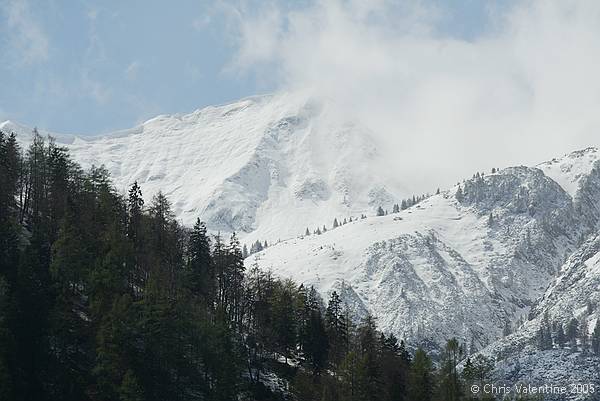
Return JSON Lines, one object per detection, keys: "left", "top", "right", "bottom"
{"left": 437, "top": 338, "right": 463, "bottom": 401}
{"left": 408, "top": 348, "right": 434, "bottom": 401}
{"left": 187, "top": 218, "right": 214, "bottom": 304}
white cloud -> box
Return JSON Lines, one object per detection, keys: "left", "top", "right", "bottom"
{"left": 228, "top": 0, "right": 600, "bottom": 194}
{"left": 192, "top": 14, "right": 211, "bottom": 31}
{"left": 125, "top": 61, "right": 141, "bottom": 80}
{"left": 3, "top": 0, "right": 49, "bottom": 65}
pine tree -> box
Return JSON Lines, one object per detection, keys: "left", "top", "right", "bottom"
{"left": 333, "top": 218, "right": 339, "bottom": 228}
{"left": 127, "top": 181, "right": 145, "bottom": 292}
{"left": 380, "top": 333, "right": 410, "bottom": 401}
{"left": 187, "top": 219, "right": 214, "bottom": 305}
{"left": 580, "top": 319, "right": 589, "bottom": 352}
{"left": 455, "top": 186, "right": 464, "bottom": 202}
{"left": 301, "top": 287, "right": 329, "bottom": 376}
{"left": 408, "top": 348, "right": 434, "bottom": 401}
{"left": 119, "top": 369, "right": 144, "bottom": 401}
{"left": 272, "top": 280, "right": 297, "bottom": 361}
{"left": 325, "top": 291, "right": 347, "bottom": 367}
{"left": 591, "top": 319, "right": 600, "bottom": 355}
{"left": 355, "top": 315, "right": 381, "bottom": 401}
{"left": 555, "top": 323, "right": 566, "bottom": 348}
{"left": 0, "top": 277, "right": 16, "bottom": 401}
{"left": 377, "top": 206, "right": 385, "bottom": 216}
{"left": 438, "top": 338, "right": 462, "bottom": 401}
{"left": 567, "top": 318, "right": 579, "bottom": 348}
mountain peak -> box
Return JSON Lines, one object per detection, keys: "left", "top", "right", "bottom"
{"left": 2, "top": 92, "right": 405, "bottom": 244}
{"left": 538, "top": 146, "right": 600, "bottom": 198}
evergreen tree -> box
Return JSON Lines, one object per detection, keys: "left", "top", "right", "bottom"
{"left": 325, "top": 291, "right": 347, "bottom": 367}
{"left": 592, "top": 319, "right": 600, "bottom": 355}
{"left": 567, "top": 318, "right": 579, "bottom": 348}
{"left": 355, "top": 315, "right": 382, "bottom": 401}
{"left": 377, "top": 206, "right": 385, "bottom": 216}
{"left": 537, "top": 316, "right": 553, "bottom": 350}
{"left": 408, "top": 348, "right": 434, "bottom": 401}
{"left": 438, "top": 338, "right": 463, "bottom": 401}
{"left": 301, "top": 287, "right": 329, "bottom": 376}
{"left": 187, "top": 218, "right": 214, "bottom": 305}
{"left": 380, "top": 334, "right": 410, "bottom": 401}
{"left": 580, "top": 319, "right": 589, "bottom": 352}
{"left": 127, "top": 181, "right": 145, "bottom": 293}
{"left": 272, "top": 279, "right": 297, "bottom": 361}
{"left": 555, "top": 323, "right": 566, "bottom": 348}
{"left": 0, "top": 277, "right": 16, "bottom": 401}
{"left": 455, "top": 186, "right": 464, "bottom": 202}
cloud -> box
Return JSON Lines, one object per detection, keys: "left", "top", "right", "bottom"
{"left": 227, "top": 0, "right": 600, "bottom": 194}
{"left": 3, "top": 0, "right": 49, "bottom": 65}
{"left": 192, "top": 14, "right": 211, "bottom": 31}
{"left": 125, "top": 61, "right": 141, "bottom": 80}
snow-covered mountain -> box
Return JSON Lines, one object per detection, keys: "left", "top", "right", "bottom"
{"left": 5, "top": 94, "right": 600, "bottom": 394}
{"left": 1, "top": 92, "right": 405, "bottom": 245}
{"left": 249, "top": 147, "right": 600, "bottom": 353}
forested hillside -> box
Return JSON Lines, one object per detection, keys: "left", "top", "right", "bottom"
{"left": 0, "top": 130, "right": 505, "bottom": 401}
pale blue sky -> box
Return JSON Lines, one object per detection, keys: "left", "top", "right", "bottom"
{"left": 0, "top": 0, "right": 515, "bottom": 134}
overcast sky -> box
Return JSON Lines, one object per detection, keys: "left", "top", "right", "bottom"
{"left": 2, "top": 0, "right": 600, "bottom": 192}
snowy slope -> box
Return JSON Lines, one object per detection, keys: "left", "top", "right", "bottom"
{"left": 250, "top": 158, "right": 600, "bottom": 349}
{"left": 1, "top": 92, "right": 405, "bottom": 244}
{"left": 478, "top": 234, "right": 600, "bottom": 400}
{"left": 538, "top": 147, "right": 599, "bottom": 199}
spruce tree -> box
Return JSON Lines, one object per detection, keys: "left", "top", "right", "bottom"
{"left": 555, "top": 323, "right": 566, "bottom": 348}
{"left": 580, "top": 319, "right": 589, "bottom": 352}
{"left": 438, "top": 338, "right": 463, "bottom": 401}
{"left": 187, "top": 219, "right": 214, "bottom": 305}
{"left": 592, "top": 319, "right": 600, "bottom": 355}
{"left": 567, "top": 318, "right": 579, "bottom": 348}
{"left": 408, "top": 348, "right": 434, "bottom": 401}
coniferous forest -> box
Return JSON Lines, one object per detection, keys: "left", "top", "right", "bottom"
{"left": 1, "top": 131, "right": 509, "bottom": 401}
